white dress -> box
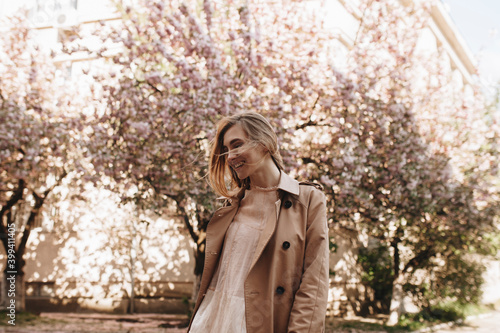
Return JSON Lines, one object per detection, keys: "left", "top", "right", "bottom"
{"left": 189, "top": 186, "right": 278, "bottom": 333}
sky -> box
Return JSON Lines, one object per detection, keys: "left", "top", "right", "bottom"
{"left": 444, "top": 0, "right": 500, "bottom": 85}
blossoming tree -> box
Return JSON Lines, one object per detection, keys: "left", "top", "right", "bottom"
{"left": 293, "top": 0, "right": 500, "bottom": 323}
{"left": 78, "top": 0, "right": 332, "bottom": 296}
{"left": 0, "top": 14, "right": 85, "bottom": 309}
{"left": 79, "top": 0, "right": 499, "bottom": 322}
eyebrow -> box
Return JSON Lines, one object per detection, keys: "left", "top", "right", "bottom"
{"left": 223, "top": 138, "right": 244, "bottom": 149}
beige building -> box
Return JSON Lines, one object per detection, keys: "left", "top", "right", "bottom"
{"left": 1, "top": 0, "right": 497, "bottom": 316}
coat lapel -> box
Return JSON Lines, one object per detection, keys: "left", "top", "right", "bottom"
{"left": 198, "top": 203, "right": 238, "bottom": 298}
{"left": 249, "top": 198, "right": 280, "bottom": 271}
{"left": 205, "top": 187, "right": 246, "bottom": 256}
{"left": 248, "top": 172, "right": 300, "bottom": 272}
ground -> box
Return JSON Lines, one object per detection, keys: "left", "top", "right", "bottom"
{"left": 0, "top": 311, "right": 499, "bottom": 332}
{"left": 432, "top": 311, "right": 500, "bottom": 333}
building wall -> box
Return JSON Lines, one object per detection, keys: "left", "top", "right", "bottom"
{"left": 0, "top": 184, "right": 196, "bottom": 313}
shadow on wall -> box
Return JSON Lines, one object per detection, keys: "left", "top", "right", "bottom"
{"left": 328, "top": 225, "right": 377, "bottom": 318}
{"left": 0, "top": 184, "right": 195, "bottom": 314}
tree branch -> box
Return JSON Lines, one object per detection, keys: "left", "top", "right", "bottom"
{"left": 169, "top": 195, "right": 199, "bottom": 243}
{"left": 17, "top": 191, "right": 45, "bottom": 262}
{"left": 295, "top": 120, "right": 337, "bottom": 130}
{"left": 17, "top": 170, "right": 68, "bottom": 261}
{"left": 403, "top": 247, "right": 435, "bottom": 274}
{"left": 391, "top": 237, "right": 400, "bottom": 279}
{"left": 0, "top": 179, "right": 26, "bottom": 253}
{"left": 0, "top": 179, "right": 26, "bottom": 219}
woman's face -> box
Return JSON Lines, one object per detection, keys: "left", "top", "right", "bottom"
{"left": 223, "top": 124, "right": 268, "bottom": 180}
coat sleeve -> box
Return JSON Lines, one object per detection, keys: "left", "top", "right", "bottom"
{"left": 288, "top": 188, "right": 329, "bottom": 333}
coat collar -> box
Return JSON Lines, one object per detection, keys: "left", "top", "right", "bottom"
{"left": 276, "top": 171, "right": 300, "bottom": 196}
{"left": 220, "top": 170, "right": 300, "bottom": 202}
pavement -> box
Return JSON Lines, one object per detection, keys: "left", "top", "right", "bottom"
{"left": 424, "top": 311, "right": 500, "bottom": 333}
{"left": 0, "top": 313, "right": 189, "bottom": 333}
{"left": 0, "top": 310, "right": 499, "bottom": 332}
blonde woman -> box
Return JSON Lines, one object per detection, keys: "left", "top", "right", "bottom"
{"left": 188, "top": 112, "right": 329, "bottom": 333}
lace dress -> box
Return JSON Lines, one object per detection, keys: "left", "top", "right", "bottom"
{"left": 189, "top": 185, "right": 279, "bottom": 333}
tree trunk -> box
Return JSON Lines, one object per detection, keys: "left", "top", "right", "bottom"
{"left": 387, "top": 272, "right": 405, "bottom": 326}
{"left": 1, "top": 178, "right": 62, "bottom": 313}
{"left": 191, "top": 273, "right": 202, "bottom": 305}
{"left": 3, "top": 264, "right": 26, "bottom": 313}
{"left": 387, "top": 239, "right": 405, "bottom": 326}
{"left": 191, "top": 237, "right": 206, "bottom": 305}
{"left": 128, "top": 219, "right": 137, "bottom": 314}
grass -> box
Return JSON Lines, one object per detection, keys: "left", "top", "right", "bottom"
{"left": 327, "top": 301, "right": 498, "bottom": 332}
{"left": 0, "top": 310, "right": 66, "bottom": 327}
{"left": 327, "top": 316, "right": 419, "bottom": 332}
{"left": 399, "top": 301, "right": 494, "bottom": 329}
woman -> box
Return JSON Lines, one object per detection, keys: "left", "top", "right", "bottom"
{"left": 188, "top": 112, "right": 329, "bottom": 333}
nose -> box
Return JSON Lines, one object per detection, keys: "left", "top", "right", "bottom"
{"left": 227, "top": 149, "right": 237, "bottom": 162}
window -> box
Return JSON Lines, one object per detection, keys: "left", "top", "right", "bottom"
{"left": 29, "top": 0, "right": 79, "bottom": 27}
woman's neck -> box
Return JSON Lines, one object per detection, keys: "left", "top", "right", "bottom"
{"left": 249, "top": 157, "right": 281, "bottom": 189}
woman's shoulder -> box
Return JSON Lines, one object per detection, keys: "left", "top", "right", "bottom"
{"left": 279, "top": 172, "right": 324, "bottom": 204}
{"left": 294, "top": 180, "right": 325, "bottom": 208}
{"left": 298, "top": 181, "right": 323, "bottom": 191}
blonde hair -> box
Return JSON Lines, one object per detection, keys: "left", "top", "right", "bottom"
{"left": 209, "top": 112, "right": 284, "bottom": 197}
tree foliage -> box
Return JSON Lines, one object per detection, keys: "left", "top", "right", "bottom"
{"left": 0, "top": 13, "right": 85, "bottom": 308}
{"left": 304, "top": 0, "right": 499, "bottom": 323}
{"left": 71, "top": 0, "right": 335, "bottom": 281}
{"left": 66, "top": 0, "right": 500, "bottom": 321}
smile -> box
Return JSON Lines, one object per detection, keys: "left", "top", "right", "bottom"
{"left": 233, "top": 162, "right": 244, "bottom": 169}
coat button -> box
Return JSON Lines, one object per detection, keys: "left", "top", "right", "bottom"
{"left": 276, "top": 286, "right": 285, "bottom": 295}
{"left": 282, "top": 241, "right": 290, "bottom": 250}
{"left": 284, "top": 200, "right": 292, "bottom": 208}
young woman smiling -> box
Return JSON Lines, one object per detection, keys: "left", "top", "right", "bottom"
{"left": 188, "top": 112, "right": 329, "bottom": 333}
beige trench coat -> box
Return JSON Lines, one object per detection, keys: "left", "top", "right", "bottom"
{"left": 188, "top": 172, "right": 329, "bottom": 333}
